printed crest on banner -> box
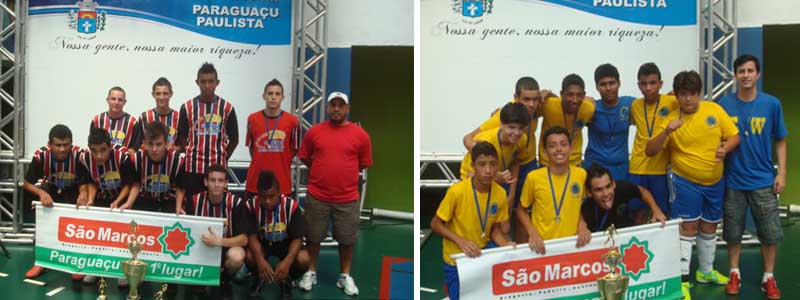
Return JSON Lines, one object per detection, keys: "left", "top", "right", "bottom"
{"left": 451, "top": 0, "right": 494, "bottom": 24}
{"left": 67, "top": 0, "right": 106, "bottom": 39}
{"left": 619, "top": 236, "right": 654, "bottom": 280}
{"left": 158, "top": 222, "right": 196, "bottom": 259}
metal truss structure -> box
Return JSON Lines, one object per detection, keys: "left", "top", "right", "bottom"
{"left": 700, "top": 0, "right": 737, "bottom": 101}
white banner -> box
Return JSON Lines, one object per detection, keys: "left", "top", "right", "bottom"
{"left": 25, "top": 0, "right": 293, "bottom": 161}
{"left": 34, "top": 202, "right": 226, "bottom": 285}
{"left": 421, "top": 0, "right": 699, "bottom": 154}
{"left": 454, "top": 221, "right": 683, "bottom": 300}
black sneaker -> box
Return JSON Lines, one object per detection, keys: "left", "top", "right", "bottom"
{"left": 249, "top": 279, "right": 264, "bottom": 297}
{"left": 281, "top": 280, "right": 293, "bottom": 300}
{"left": 220, "top": 280, "right": 233, "bottom": 300}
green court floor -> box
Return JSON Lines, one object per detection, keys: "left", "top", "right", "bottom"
{"left": 421, "top": 222, "right": 800, "bottom": 300}
{"left": 0, "top": 218, "right": 412, "bottom": 300}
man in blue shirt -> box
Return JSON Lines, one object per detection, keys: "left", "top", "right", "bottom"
{"left": 584, "top": 63, "right": 635, "bottom": 182}
{"left": 719, "top": 54, "right": 787, "bottom": 300}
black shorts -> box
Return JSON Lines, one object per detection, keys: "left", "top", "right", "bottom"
{"left": 261, "top": 241, "right": 307, "bottom": 280}
{"left": 133, "top": 197, "right": 176, "bottom": 213}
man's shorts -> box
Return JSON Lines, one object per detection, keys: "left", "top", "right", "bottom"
{"left": 670, "top": 173, "right": 724, "bottom": 222}
{"left": 442, "top": 241, "right": 497, "bottom": 300}
{"left": 305, "top": 194, "right": 359, "bottom": 246}
{"left": 514, "top": 160, "right": 538, "bottom": 208}
{"left": 723, "top": 187, "right": 783, "bottom": 245}
{"left": 629, "top": 173, "right": 670, "bottom": 216}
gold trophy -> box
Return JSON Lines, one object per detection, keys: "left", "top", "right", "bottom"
{"left": 597, "top": 225, "right": 629, "bottom": 300}
{"left": 122, "top": 220, "right": 148, "bottom": 300}
{"left": 96, "top": 277, "right": 107, "bottom": 300}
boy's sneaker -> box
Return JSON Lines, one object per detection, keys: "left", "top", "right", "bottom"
{"left": 695, "top": 269, "right": 729, "bottom": 285}
{"left": 336, "top": 274, "right": 359, "bottom": 296}
{"left": 761, "top": 277, "right": 781, "bottom": 299}
{"left": 82, "top": 275, "right": 98, "bottom": 284}
{"left": 118, "top": 278, "right": 129, "bottom": 288}
{"left": 681, "top": 281, "right": 692, "bottom": 300}
{"left": 725, "top": 271, "right": 740, "bottom": 295}
{"left": 296, "top": 271, "right": 317, "bottom": 291}
{"left": 281, "top": 280, "right": 293, "bottom": 300}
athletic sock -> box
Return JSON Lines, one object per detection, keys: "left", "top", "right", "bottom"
{"left": 696, "top": 231, "right": 717, "bottom": 273}
{"left": 680, "top": 235, "right": 695, "bottom": 276}
{"left": 763, "top": 272, "right": 774, "bottom": 283}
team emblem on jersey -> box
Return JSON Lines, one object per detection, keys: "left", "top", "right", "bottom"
{"left": 620, "top": 106, "right": 630, "bottom": 121}
{"left": 706, "top": 115, "right": 717, "bottom": 127}
{"left": 263, "top": 222, "right": 287, "bottom": 242}
{"left": 110, "top": 130, "right": 126, "bottom": 145}
{"left": 451, "top": 0, "right": 494, "bottom": 24}
{"left": 167, "top": 127, "right": 177, "bottom": 144}
{"left": 68, "top": 0, "right": 106, "bottom": 37}
{"left": 99, "top": 171, "right": 122, "bottom": 191}
{"left": 196, "top": 114, "right": 223, "bottom": 135}
{"left": 571, "top": 182, "right": 581, "bottom": 195}
{"left": 49, "top": 172, "right": 76, "bottom": 188}
{"left": 658, "top": 106, "right": 670, "bottom": 117}
{"left": 146, "top": 174, "right": 171, "bottom": 193}
{"left": 255, "top": 130, "right": 287, "bottom": 153}
{"left": 489, "top": 203, "right": 498, "bottom": 215}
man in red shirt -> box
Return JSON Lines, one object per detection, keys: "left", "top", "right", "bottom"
{"left": 245, "top": 79, "right": 299, "bottom": 199}
{"left": 296, "top": 91, "right": 373, "bottom": 296}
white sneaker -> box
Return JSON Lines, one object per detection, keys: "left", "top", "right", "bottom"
{"left": 118, "top": 278, "right": 128, "bottom": 288}
{"left": 82, "top": 275, "right": 98, "bottom": 284}
{"left": 296, "top": 271, "right": 316, "bottom": 291}
{"left": 336, "top": 274, "right": 359, "bottom": 296}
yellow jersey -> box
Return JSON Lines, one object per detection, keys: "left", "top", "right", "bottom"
{"left": 655, "top": 101, "right": 738, "bottom": 185}
{"left": 460, "top": 128, "right": 530, "bottom": 180}
{"left": 519, "top": 165, "right": 587, "bottom": 240}
{"left": 537, "top": 97, "right": 595, "bottom": 166}
{"left": 629, "top": 94, "right": 678, "bottom": 175}
{"left": 437, "top": 179, "right": 509, "bottom": 265}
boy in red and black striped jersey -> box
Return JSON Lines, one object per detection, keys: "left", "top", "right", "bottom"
{"left": 189, "top": 164, "right": 249, "bottom": 299}
{"left": 177, "top": 63, "right": 239, "bottom": 197}
{"left": 241, "top": 171, "right": 309, "bottom": 297}
{"left": 78, "top": 128, "right": 133, "bottom": 209}
{"left": 23, "top": 124, "right": 89, "bottom": 280}
{"left": 90, "top": 86, "right": 137, "bottom": 148}
{"left": 122, "top": 122, "right": 186, "bottom": 213}
{"left": 245, "top": 79, "right": 299, "bottom": 198}
{"left": 130, "top": 77, "right": 181, "bottom": 151}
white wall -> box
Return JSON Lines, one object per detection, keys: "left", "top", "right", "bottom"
{"left": 327, "top": 0, "right": 414, "bottom": 47}
{"left": 738, "top": 0, "right": 800, "bottom": 27}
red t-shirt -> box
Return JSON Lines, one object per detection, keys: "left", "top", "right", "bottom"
{"left": 245, "top": 110, "right": 299, "bottom": 194}
{"left": 298, "top": 121, "right": 373, "bottom": 203}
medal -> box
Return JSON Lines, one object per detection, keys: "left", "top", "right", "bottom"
{"left": 548, "top": 167, "right": 572, "bottom": 224}
{"left": 471, "top": 178, "right": 491, "bottom": 239}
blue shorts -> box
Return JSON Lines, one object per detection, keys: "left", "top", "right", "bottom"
{"left": 583, "top": 160, "right": 629, "bottom": 182}
{"left": 670, "top": 173, "right": 724, "bottom": 222}
{"left": 514, "top": 160, "right": 539, "bottom": 207}
{"left": 628, "top": 174, "right": 670, "bottom": 216}
{"left": 443, "top": 241, "right": 498, "bottom": 300}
